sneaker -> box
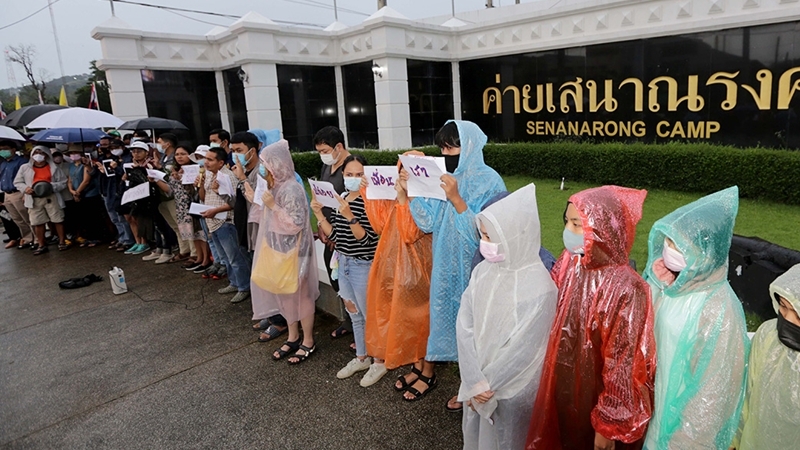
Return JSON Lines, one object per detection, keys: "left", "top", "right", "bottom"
{"left": 193, "top": 263, "right": 213, "bottom": 274}
{"left": 142, "top": 250, "right": 162, "bottom": 261}
{"left": 130, "top": 244, "right": 150, "bottom": 255}
{"left": 218, "top": 285, "right": 238, "bottom": 294}
{"left": 201, "top": 264, "right": 219, "bottom": 279}
{"left": 212, "top": 266, "right": 227, "bottom": 280}
{"left": 337, "top": 357, "right": 372, "bottom": 379}
{"left": 154, "top": 254, "right": 172, "bottom": 264}
{"left": 359, "top": 363, "right": 388, "bottom": 387}
{"left": 230, "top": 291, "right": 251, "bottom": 304}
{"left": 182, "top": 260, "right": 200, "bottom": 270}
{"left": 124, "top": 244, "right": 141, "bottom": 255}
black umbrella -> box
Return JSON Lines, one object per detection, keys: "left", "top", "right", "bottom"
{"left": 1, "top": 104, "right": 68, "bottom": 128}
{"left": 117, "top": 117, "right": 189, "bottom": 131}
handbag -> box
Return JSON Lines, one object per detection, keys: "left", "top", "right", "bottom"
{"left": 252, "top": 233, "right": 300, "bottom": 294}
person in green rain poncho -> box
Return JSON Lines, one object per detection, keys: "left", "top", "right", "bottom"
{"left": 730, "top": 264, "right": 800, "bottom": 450}
{"left": 643, "top": 186, "right": 749, "bottom": 450}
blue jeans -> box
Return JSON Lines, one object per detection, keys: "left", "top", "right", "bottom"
{"left": 210, "top": 222, "right": 251, "bottom": 292}
{"left": 103, "top": 195, "right": 133, "bottom": 245}
{"left": 201, "top": 219, "right": 226, "bottom": 267}
{"left": 337, "top": 255, "right": 373, "bottom": 358}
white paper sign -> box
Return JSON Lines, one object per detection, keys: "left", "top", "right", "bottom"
{"left": 364, "top": 165, "right": 398, "bottom": 200}
{"left": 181, "top": 165, "right": 200, "bottom": 185}
{"left": 216, "top": 173, "right": 234, "bottom": 197}
{"left": 188, "top": 202, "right": 228, "bottom": 220}
{"left": 123, "top": 163, "right": 134, "bottom": 169}
{"left": 102, "top": 160, "right": 115, "bottom": 177}
{"left": 398, "top": 155, "right": 447, "bottom": 200}
{"left": 146, "top": 169, "right": 166, "bottom": 182}
{"left": 120, "top": 182, "right": 150, "bottom": 205}
{"left": 308, "top": 179, "right": 341, "bottom": 209}
{"left": 253, "top": 176, "right": 269, "bottom": 207}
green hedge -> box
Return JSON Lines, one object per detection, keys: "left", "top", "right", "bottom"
{"left": 291, "top": 142, "right": 800, "bottom": 204}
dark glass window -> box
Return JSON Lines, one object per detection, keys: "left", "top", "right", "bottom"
{"left": 342, "top": 62, "right": 378, "bottom": 148}
{"left": 407, "top": 59, "right": 454, "bottom": 147}
{"left": 140, "top": 70, "right": 222, "bottom": 145}
{"left": 224, "top": 68, "right": 249, "bottom": 134}
{"left": 277, "top": 65, "right": 339, "bottom": 151}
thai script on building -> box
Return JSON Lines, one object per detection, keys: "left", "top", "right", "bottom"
{"left": 482, "top": 68, "right": 800, "bottom": 115}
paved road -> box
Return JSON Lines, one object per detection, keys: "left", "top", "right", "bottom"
{"left": 0, "top": 243, "right": 463, "bottom": 449}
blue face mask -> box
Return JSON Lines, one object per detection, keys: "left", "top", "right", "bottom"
{"left": 197, "top": 159, "right": 204, "bottom": 167}
{"left": 563, "top": 227, "right": 585, "bottom": 255}
{"left": 344, "top": 177, "right": 361, "bottom": 192}
{"left": 259, "top": 165, "right": 267, "bottom": 178}
{"left": 233, "top": 150, "right": 251, "bottom": 167}
{"left": 0, "top": 150, "right": 12, "bottom": 159}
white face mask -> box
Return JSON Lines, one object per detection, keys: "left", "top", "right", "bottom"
{"left": 156, "top": 144, "right": 165, "bottom": 154}
{"left": 32, "top": 154, "right": 46, "bottom": 163}
{"left": 111, "top": 149, "right": 124, "bottom": 156}
{"left": 320, "top": 151, "right": 337, "bottom": 166}
{"left": 662, "top": 240, "right": 687, "bottom": 272}
{"left": 209, "top": 142, "right": 221, "bottom": 149}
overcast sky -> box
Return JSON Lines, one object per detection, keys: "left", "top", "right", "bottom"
{"left": 0, "top": 0, "right": 515, "bottom": 90}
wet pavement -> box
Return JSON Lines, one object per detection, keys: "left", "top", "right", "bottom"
{"left": 0, "top": 242, "right": 463, "bottom": 449}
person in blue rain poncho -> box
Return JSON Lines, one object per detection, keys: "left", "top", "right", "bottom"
{"left": 642, "top": 186, "right": 749, "bottom": 450}
{"left": 400, "top": 120, "right": 505, "bottom": 405}
{"left": 249, "top": 129, "right": 306, "bottom": 193}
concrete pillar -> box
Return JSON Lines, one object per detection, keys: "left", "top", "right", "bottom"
{"left": 105, "top": 68, "right": 148, "bottom": 121}
{"left": 373, "top": 56, "right": 412, "bottom": 150}
{"left": 334, "top": 65, "right": 349, "bottom": 148}
{"left": 241, "top": 62, "right": 283, "bottom": 132}
{"left": 215, "top": 70, "right": 232, "bottom": 132}
{"left": 452, "top": 61, "right": 462, "bottom": 120}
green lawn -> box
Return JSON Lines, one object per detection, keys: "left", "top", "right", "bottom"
{"left": 503, "top": 176, "right": 800, "bottom": 270}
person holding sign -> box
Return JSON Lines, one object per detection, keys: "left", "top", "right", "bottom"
{"left": 360, "top": 161, "right": 433, "bottom": 394}
{"left": 251, "top": 140, "right": 319, "bottom": 365}
{"left": 199, "top": 147, "right": 251, "bottom": 305}
{"left": 158, "top": 145, "right": 211, "bottom": 273}
{"left": 313, "top": 126, "right": 353, "bottom": 343}
{"left": 403, "top": 121, "right": 505, "bottom": 406}
{"left": 312, "top": 155, "right": 383, "bottom": 384}
{"left": 120, "top": 141, "right": 156, "bottom": 256}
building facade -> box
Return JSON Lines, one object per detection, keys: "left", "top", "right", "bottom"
{"left": 93, "top": 0, "right": 800, "bottom": 149}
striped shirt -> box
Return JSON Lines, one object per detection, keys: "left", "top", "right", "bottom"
{"left": 327, "top": 195, "right": 378, "bottom": 260}
{"left": 203, "top": 166, "right": 237, "bottom": 233}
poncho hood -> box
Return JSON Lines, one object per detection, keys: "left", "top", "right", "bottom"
{"left": 644, "top": 186, "right": 739, "bottom": 296}
{"left": 770, "top": 263, "right": 800, "bottom": 315}
{"left": 569, "top": 185, "right": 647, "bottom": 269}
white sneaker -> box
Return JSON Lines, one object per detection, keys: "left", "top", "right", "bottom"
{"left": 142, "top": 251, "right": 161, "bottom": 261}
{"left": 154, "top": 254, "right": 172, "bottom": 264}
{"left": 337, "top": 357, "right": 371, "bottom": 379}
{"left": 218, "top": 285, "right": 238, "bottom": 294}
{"left": 359, "top": 362, "right": 388, "bottom": 387}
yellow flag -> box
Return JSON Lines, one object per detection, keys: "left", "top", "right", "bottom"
{"left": 59, "top": 86, "right": 68, "bottom": 106}
{"left": 15, "top": 94, "right": 21, "bottom": 110}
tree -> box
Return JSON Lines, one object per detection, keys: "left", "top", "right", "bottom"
{"left": 74, "top": 61, "right": 111, "bottom": 113}
{"left": 5, "top": 44, "right": 48, "bottom": 100}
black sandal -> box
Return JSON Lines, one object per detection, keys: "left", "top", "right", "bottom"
{"left": 331, "top": 324, "right": 350, "bottom": 339}
{"left": 288, "top": 344, "right": 316, "bottom": 365}
{"left": 272, "top": 338, "right": 301, "bottom": 361}
{"left": 395, "top": 366, "right": 423, "bottom": 392}
{"left": 258, "top": 324, "right": 287, "bottom": 342}
{"left": 403, "top": 373, "right": 437, "bottom": 402}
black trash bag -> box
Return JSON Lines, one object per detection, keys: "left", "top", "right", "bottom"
{"left": 59, "top": 274, "right": 103, "bottom": 289}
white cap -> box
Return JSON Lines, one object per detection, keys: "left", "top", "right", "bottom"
{"left": 129, "top": 141, "right": 150, "bottom": 152}
{"left": 189, "top": 145, "right": 209, "bottom": 163}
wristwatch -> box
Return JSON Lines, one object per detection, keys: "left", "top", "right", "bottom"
{"left": 347, "top": 217, "right": 359, "bottom": 225}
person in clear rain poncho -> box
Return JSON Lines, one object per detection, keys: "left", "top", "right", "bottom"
{"left": 526, "top": 185, "right": 656, "bottom": 450}
{"left": 456, "top": 184, "right": 557, "bottom": 450}
{"left": 643, "top": 186, "right": 749, "bottom": 450}
{"left": 731, "top": 263, "right": 800, "bottom": 450}
{"left": 406, "top": 120, "right": 505, "bottom": 406}
{"left": 250, "top": 139, "right": 320, "bottom": 365}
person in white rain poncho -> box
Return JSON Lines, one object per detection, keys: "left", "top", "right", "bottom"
{"left": 456, "top": 183, "right": 557, "bottom": 450}
{"left": 731, "top": 263, "right": 800, "bottom": 450}
{"left": 250, "top": 139, "right": 320, "bottom": 365}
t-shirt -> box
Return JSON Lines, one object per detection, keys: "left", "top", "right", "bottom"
{"left": 320, "top": 162, "right": 345, "bottom": 222}
{"left": 32, "top": 165, "right": 52, "bottom": 184}
{"left": 326, "top": 195, "right": 378, "bottom": 260}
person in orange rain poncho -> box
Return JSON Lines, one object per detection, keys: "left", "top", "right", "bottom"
{"left": 526, "top": 185, "right": 657, "bottom": 450}
{"left": 360, "top": 162, "right": 433, "bottom": 391}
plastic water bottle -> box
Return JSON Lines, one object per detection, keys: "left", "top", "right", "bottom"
{"left": 109, "top": 267, "right": 128, "bottom": 294}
